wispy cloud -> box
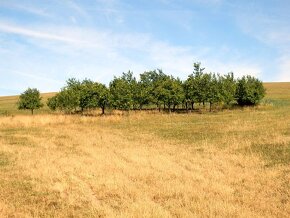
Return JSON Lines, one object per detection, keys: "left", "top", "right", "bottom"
{"left": 0, "top": 18, "right": 265, "bottom": 93}
{"left": 1, "top": 0, "right": 289, "bottom": 95}
{"left": 63, "top": 0, "right": 89, "bottom": 18}
{"left": 0, "top": 2, "right": 51, "bottom": 17}
{"left": 228, "top": 2, "right": 290, "bottom": 81}
{"left": 0, "top": 21, "right": 83, "bottom": 44}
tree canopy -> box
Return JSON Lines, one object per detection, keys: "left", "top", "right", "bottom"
{"left": 43, "top": 62, "right": 266, "bottom": 114}
{"left": 18, "top": 88, "right": 43, "bottom": 115}
{"left": 236, "top": 75, "right": 265, "bottom": 106}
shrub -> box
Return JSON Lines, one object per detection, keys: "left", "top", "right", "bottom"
{"left": 236, "top": 75, "right": 265, "bottom": 106}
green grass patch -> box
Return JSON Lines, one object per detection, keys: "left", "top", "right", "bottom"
{"left": 0, "top": 152, "right": 10, "bottom": 167}
{"left": 263, "top": 98, "right": 290, "bottom": 107}
{"left": 247, "top": 143, "right": 290, "bottom": 167}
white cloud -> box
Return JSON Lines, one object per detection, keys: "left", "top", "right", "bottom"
{"left": 63, "top": 0, "right": 89, "bottom": 18}
{"left": 206, "top": 61, "right": 262, "bottom": 78}
{"left": 0, "top": 2, "right": 51, "bottom": 17}
{"left": 0, "top": 19, "right": 268, "bottom": 95}
{"left": 0, "top": 70, "right": 63, "bottom": 95}
{"left": 277, "top": 56, "right": 290, "bottom": 82}
{"left": 0, "top": 22, "right": 84, "bottom": 44}
{"left": 236, "top": 13, "right": 290, "bottom": 49}
{"left": 231, "top": 4, "right": 290, "bottom": 82}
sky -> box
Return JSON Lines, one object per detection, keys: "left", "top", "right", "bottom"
{"left": 0, "top": 0, "right": 290, "bottom": 95}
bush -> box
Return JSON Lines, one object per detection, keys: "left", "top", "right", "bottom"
{"left": 236, "top": 75, "right": 265, "bottom": 106}
{"left": 47, "top": 96, "right": 58, "bottom": 111}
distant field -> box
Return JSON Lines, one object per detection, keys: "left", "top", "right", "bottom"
{"left": 0, "top": 93, "right": 56, "bottom": 115}
{"left": 0, "top": 83, "right": 289, "bottom": 217}
{"left": 263, "top": 82, "right": 290, "bottom": 107}
{"left": 264, "top": 82, "right": 290, "bottom": 99}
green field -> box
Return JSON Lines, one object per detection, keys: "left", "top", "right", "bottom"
{"left": 0, "top": 93, "right": 56, "bottom": 115}
{"left": 0, "top": 83, "right": 289, "bottom": 217}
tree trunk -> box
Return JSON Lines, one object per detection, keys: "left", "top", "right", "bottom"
{"left": 101, "top": 106, "right": 105, "bottom": 115}
{"left": 185, "top": 102, "right": 188, "bottom": 113}
{"left": 191, "top": 102, "right": 194, "bottom": 111}
{"left": 210, "top": 102, "right": 212, "bottom": 112}
{"left": 31, "top": 109, "right": 34, "bottom": 115}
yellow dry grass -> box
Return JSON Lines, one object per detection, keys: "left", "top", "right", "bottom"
{"left": 0, "top": 83, "right": 289, "bottom": 217}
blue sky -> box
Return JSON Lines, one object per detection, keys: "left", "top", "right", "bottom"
{"left": 0, "top": 0, "right": 289, "bottom": 95}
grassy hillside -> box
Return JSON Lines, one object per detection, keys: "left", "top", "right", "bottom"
{"left": 264, "top": 82, "right": 290, "bottom": 99}
{"left": 263, "top": 82, "right": 290, "bottom": 107}
{"left": 0, "top": 93, "right": 56, "bottom": 115}
{"left": 0, "top": 83, "right": 289, "bottom": 217}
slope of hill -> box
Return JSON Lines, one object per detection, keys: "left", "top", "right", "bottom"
{"left": 0, "top": 83, "right": 289, "bottom": 217}
{"left": 0, "top": 93, "right": 56, "bottom": 115}
{"left": 264, "top": 82, "right": 290, "bottom": 106}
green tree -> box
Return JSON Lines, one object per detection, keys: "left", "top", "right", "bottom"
{"left": 205, "top": 73, "right": 223, "bottom": 112}
{"left": 220, "top": 72, "right": 237, "bottom": 106}
{"left": 56, "top": 88, "right": 79, "bottom": 113}
{"left": 198, "top": 73, "right": 211, "bottom": 106}
{"left": 79, "top": 80, "right": 110, "bottom": 114}
{"left": 183, "top": 75, "right": 199, "bottom": 111}
{"left": 18, "top": 88, "right": 43, "bottom": 115}
{"left": 158, "top": 76, "right": 184, "bottom": 112}
{"left": 236, "top": 75, "right": 265, "bottom": 106}
{"left": 95, "top": 83, "right": 109, "bottom": 114}
{"left": 109, "top": 71, "right": 134, "bottom": 110}
{"left": 132, "top": 81, "right": 150, "bottom": 109}
{"left": 138, "top": 69, "right": 169, "bottom": 110}
{"left": 191, "top": 62, "right": 206, "bottom": 107}
{"left": 193, "top": 62, "right": 205, "bottom": 77}
{"left": 79, "top": 79, "right": 98, "bottom": 112}
{"left": 47, "top": 79, "right": 109, "bottom": 115}
{"left": 47, "top": 95, "right": 58, "bottom": 111}
{"left": 66, "top": 78, "right": 82, "bottom": 111}
{"left": 151, "top": 69, "right": 169, "bottom": 111}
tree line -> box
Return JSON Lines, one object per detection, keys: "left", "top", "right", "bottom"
{"left": 18, "top": 63, "right": 266, "bottom": 115}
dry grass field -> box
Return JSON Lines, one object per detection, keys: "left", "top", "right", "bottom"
{"left": 0, "top": 83, "right": 289, "bottom": 217}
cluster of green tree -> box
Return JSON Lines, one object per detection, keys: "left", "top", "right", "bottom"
{"left": 18, "top": 63, "right": 266, "bottom": 115}
{"left": 47, "top": 78, "right": 109, "bottom": 114}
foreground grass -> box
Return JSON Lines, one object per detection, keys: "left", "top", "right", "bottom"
{"left": 0, "top": 83, "right": 289, "bottom": 217}
{"left": 0, "top": 110, "right": 289, "bottom": 217}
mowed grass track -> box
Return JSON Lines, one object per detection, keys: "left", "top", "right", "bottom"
{"left": 0, "top": 83, "right": 289, "bottom": 217}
